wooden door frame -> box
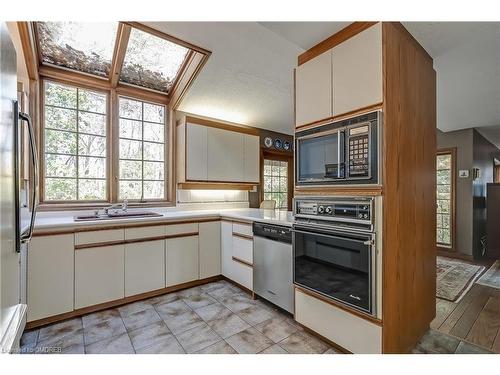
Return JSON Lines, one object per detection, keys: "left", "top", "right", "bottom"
{"left": 437, "top": 147, "right": 457, "bottom": 253}
{"left": 260, "top": 150, "right": 294, "bottom": 211}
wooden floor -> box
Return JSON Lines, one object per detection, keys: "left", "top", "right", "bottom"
{"left": 431, "top": 283, "right": 500, "bottom": 353}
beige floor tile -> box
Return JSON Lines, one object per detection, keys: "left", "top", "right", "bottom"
{"left": 254, "top": 318, "right": 298, "bottom": 343}
{"left": 176, "top": 286, "right": 204, "bottom": 298}
{"left": 175, "top": 323, "right": 221, "bottom": 353}
{"left": 259, "top": 344, "right": 288, "bottom": 354}
{"left": 236, "top": 304, "right": 277, "bottom": 326}
{"left": 278, "top": 331, "right": 330, "bottom": 354}
{"left": 208, "top": 314, "right": 250, "bottom": 339}
{"left": 36, "top": 327, "right": 84, "bottom": 354}
{"left": 454, "top": 341, "right": 493, "bottom": 354}
{"left": 20, "top": 330, "right": 39, "bottom": 347}
{"left": 155, "top": 299, "right": 192, "bottom": 320}
{"left": 122, "top": 307, "right": 161, "bottom": 331}
{"left": 136, "top": 334, "right": 185, "bottom": 354}
{"left": 207, "top": 285, "right": 241, "bottom": 301}
{"left": 146, "top": 292, "right": 180, "bottom": 306}
{"left": 83, "top": 317, "right": 126, "bottom": 346}
{"left": 85, "top": 333, "right": 134, "bottom": 354}
{"left": 416, "top": 330, "right": 460, "bottom": 354}
{"left": 128, "top": 321, "right": 171, "bottom": 351}
{"left": 38, "top": 318, "right": 82, "bottom": 343}
{"left": 195, "top": 340, "right": 236, "bottom": 354}
{"left": 82, "top": 309, "right": 120, "bottom": 329}
{"left": 182, "top": 293, "right": 218, "bottom": 310}
{"left": 164, "top": 310, "right": 205, "bottom": 335}
{"left": 225, "top": 327, "right": 274, "bottom": 354}
{"left": 118, "top": 300, "right": 154, "bottom": 317}
{"left": 324, "top": 348, "right": 340, "bottom": 354}
{"left": 195, "top": 303, "right": 233, "bottom": 323}
{"left": 220, "top": 293, "right": 256, "bottom": 313}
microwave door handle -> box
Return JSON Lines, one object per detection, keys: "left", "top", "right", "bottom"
{"left": 338, "top": 130, "right": 345, "bottom": 178}
{"left": 19, "top": 111, "right": 38, "bottom": 244}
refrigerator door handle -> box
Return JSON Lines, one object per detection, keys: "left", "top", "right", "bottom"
{"left": 19, "top": 111, "right": 38, "bottom": 244}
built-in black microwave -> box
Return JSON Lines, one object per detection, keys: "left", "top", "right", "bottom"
{"left": 295, "top": 111, "right": 381, "bottom": 186}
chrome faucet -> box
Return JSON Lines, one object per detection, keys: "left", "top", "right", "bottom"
{"left": 103, "top": 200, "right": 128, "bottom": 215}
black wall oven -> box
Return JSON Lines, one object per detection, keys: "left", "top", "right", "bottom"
{"left": 295, "top": 111, "right": 381, "bottom": 186}
{"left": 293, "top": 197, "right": 377, "bottom": 315}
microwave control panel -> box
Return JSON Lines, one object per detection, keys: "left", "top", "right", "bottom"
{"left": 348, "top": 125, "right": 370, "bottom": 178}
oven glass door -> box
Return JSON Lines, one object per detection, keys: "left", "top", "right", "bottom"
{"left": 297, "top": 130, "right": 344, "bottom": 183}
{"left": 293, "top": 225, "right": 373, "bottom": 313}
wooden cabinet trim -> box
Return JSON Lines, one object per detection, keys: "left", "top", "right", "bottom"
{"left": 232, "top": 256, "right": 253, "bottom": 268}
{"left": 232, "top": 232, "right": 253, "bottom": 241}
{"left": 294, "top": 285, "right": 382, "bottom": 326}
{"left": 74, "top": 232, "right": 199, "bottom": 250}
{"left": 298, "top": 22, "right": 378, "bottom": 66}
{"left": 295, "top": 102, "right": 383, "bottom": 132}
{"left": 185, "top": 115, "right": 260, "bottom": 136}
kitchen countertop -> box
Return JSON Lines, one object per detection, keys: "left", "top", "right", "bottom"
{"left": 33, "top": 208, "right": 294, "bottom": 233}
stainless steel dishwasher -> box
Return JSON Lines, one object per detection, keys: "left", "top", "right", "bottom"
{"left": 253, "top": 222, "right": 294, "bottom": 313}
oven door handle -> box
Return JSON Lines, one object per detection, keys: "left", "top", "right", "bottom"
{"left": 291, "top": 228, "right": 374, "bottom": 245}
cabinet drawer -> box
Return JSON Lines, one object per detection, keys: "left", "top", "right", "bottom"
{"left": 295, "top": 289, "right": 382, "bottom": 353}
{"left": 125, "top": 240, "right": 165, "bottom": 296}
{"left": 232, "top": 222, "right": 252, "bottom": 237}
{"left": 231, "top": 258, "right": 253, "bottom": 291}
{"left": 125, "top": 226, "right": 165, "bottom": 240}
{"left": 232, "top": 235, "right": 253, "bottom": 265}
{"left": 75, "top": 245, "right": 125, "bottom": 309}
{"left": 166, "top": 223, "right": 198, "bottom": 236}
{"left": 75, "top": 229, "right": 124, "bottom": 245}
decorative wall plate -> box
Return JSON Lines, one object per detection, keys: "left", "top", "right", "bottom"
{"left": 264, "top": 137, "right": 273, "bottom": 148}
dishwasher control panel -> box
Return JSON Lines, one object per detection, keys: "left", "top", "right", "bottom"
{"left": 253, "top": 222, "right": 292, "bottom": 244}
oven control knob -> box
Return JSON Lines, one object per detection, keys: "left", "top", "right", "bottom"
{"left": 325, "top": 206, "right": 333, "bottom": 215}
{"left": 318, "top": 206, "right": 325, "bottom": 214}
{"left": 358, "top": 213, "right": 363, "bottom": 218}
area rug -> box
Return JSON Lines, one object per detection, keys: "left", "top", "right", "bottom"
{"left": 436, "top": 257, "right": 485, "bottom": 302}
{"left": 476, "top": 260, "right": 500, "bottom": 289}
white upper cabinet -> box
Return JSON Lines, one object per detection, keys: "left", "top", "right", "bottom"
{"left": 332, "top": 23, "right": 382, "bottom": 116}
{"left": 207, "top": 127, "right": 245, "bottom": 182}
{"left": 186, "top": 123, "right": 208, "bottom": 181}
{"left": 180, "top": 119, "right": 260, "bottom": 184}
{"left": 295, "top": 49, "right": 333, "bottom": 127}
{"left": 243, "top": 134, "right": 260, "bottom": 183}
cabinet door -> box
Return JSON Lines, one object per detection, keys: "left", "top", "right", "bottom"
{"left": 166, "top": 235, "right": 199, "bottom": 286}
{"left": 295, "top": 50, "right": 332, "bottom": 127}
{"left": 186, "top": 123, "right": 208, "bottom": 181}
{"left": 244, "top": 134, "right": 260, "bottom": 183}
{"left": 75, "top": 245, "right": 125, "bottom": 309}
{"left": 199, "top": 222, "right": 221, "bottom": 279}
{"left": 125, "top": 240, "right": 165, "bottom": 297}
{"left": 27, "top": 234, "right": 74, "bottom": 321}
{"left": 221, "top": 221, "right": 233, "bottom": 279}
{"left": 332, "top": 23, "right": 382, "bottom": 116}
{"left": 207, "top": 127, "right": 245, "bottom": 182}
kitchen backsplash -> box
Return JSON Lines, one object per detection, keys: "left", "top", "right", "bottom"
{"left": 177, "top": 189, "right": 249, "bottom": 203}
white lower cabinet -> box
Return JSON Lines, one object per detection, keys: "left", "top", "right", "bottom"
{"left": 27, "top": 234, "right": 74, "bottom": 321}
{"left": 75, "top": 245, "right": 125, "bottom": 309}
{"left": 199, "top": 222, "right": 221, "bottom": 279}
{"left": 125, "top": 240, "right": 165, "bottom": 297}
{"left": 232, "top": 235, "right": 253, "bottom": 264}
{"left": 221, "top": 221, "right": 234, "bottom": 279}
{"left": 166, "top": 235, "right": 199, "bottom": 286}
{"left": 295, "top": 289, "right": 382, "bottom": 353}
{"left": 231, "top": 259, "right": 253, "bottom": 291}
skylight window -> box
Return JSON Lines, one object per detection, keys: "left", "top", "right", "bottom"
{"left": 119, "top": 28, "right": 190, "bottom": 93}
{"left": 36, "top": 22, "right": 118, "bottom": 77}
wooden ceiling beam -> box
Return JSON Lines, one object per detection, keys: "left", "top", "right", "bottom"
{"left": 17, "top": 22, "right": 39, "bottom": 80}
{"left": 110, "top": 23, "right": 131, "bottom": 88}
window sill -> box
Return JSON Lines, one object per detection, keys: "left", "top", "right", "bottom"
{"left": 37, "top": 201, "right": 176, "bottom": 212}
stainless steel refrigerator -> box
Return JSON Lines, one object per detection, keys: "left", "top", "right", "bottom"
{"left": 0, "top": 22, "right": 38, "bottom": 353}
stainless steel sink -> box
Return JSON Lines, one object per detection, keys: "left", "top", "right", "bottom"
{"left": 74, "top": 210, "right": 162, "bottom": 221}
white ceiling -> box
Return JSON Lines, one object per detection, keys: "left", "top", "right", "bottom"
{"left": 146, "top": 22, "right": 500, "bottom": 145}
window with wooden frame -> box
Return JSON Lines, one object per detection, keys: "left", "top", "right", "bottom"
{"left": 436, "top": 149, "right": 456, "bottom": 250}
{"left": 262, "top": 158, "right": 290, "bottom": 209}
{"left": 24, "top": 21, "right": 211, "bottom": 207}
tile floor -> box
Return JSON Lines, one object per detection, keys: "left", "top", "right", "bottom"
{"left": 412, "top": 329, "right": 494, "bottom": 354}
{"left": 19, "top": 280, "right": 336, "bottom": 354}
